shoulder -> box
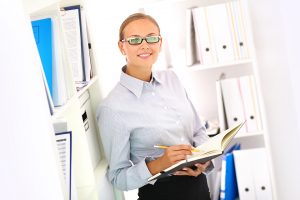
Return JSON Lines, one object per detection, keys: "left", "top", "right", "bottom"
{"left": 96, "top": 83, "right": 124, "bottom": 118}
{"left": 154, "top": 69, "right": 181, "bottom": 84}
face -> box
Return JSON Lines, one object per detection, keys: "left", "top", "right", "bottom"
{"left": 118, "top": 19, "right": 162, "bottom": 70}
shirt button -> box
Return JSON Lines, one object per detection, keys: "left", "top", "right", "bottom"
{"left": 164, "top": 106, "right": 168, "bottom": 110}
{"left": 152, "top": 92, "right": 155, "bottom": 96}
{"left": 176, "top": 120, "right": 180, "bottom": 125}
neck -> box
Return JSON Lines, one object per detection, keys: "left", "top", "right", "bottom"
{"left": 125, "top": 65, "right": 152, "bottom": 82}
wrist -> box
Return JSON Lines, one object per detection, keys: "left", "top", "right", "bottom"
{"left": 146, "top": 157, "right": 166, "bottom": 175}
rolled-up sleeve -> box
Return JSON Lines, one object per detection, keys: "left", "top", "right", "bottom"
{"left": 96, "top": 106, "right": 152, "bottom": 191}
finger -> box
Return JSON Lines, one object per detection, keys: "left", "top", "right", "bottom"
{"left": 183, "top": 167, "right": 199, "bottom": 177}
{"left": 173, "top": 170, "right": 189, "bottom": 176}
{"left": 170, "top": 144, "right": 193, "bottom": 151}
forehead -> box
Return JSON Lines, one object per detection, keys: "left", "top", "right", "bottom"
{"left": 123, "top": 19, "right": 159, "bottom": 36}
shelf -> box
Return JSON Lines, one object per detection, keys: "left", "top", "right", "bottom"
{"left": 127, "top": 0, "right": 228, "bottom": 8}
{"left": 235, "top": 130, "right": 264, "bottom": 138}
{"left": 76, "top": 75, "right": 99, "bottom": 97}
{"left": 51, "top": 76, "right": 98, "bottom": 119}
{"left": 171, "top": 59, "right": 253, "bottom": 73}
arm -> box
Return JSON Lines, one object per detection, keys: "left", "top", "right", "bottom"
{"left": 96, "top": 106, "right": 152, "bottom": 191}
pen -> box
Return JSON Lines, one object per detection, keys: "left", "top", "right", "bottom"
{"left": 154, "top": 145, "right": 201, "bottom": 152}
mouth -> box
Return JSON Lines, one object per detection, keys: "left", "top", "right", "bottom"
{"left": 138, "top": 53, "right": 151, "bottom": 58}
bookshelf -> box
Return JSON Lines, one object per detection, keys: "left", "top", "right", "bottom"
{"left": 21, "top": 0, "right": 115, "bottom": 199}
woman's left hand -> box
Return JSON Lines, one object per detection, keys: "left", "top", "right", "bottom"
{"left": 173, "top": 161, "right": 211, "bottom": 177}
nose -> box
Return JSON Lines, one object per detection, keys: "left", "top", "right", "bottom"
{"left": 140, "top": 39, "right": 150, "bottom": 49}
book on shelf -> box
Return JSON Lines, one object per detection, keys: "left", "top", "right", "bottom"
{"left": 60, "top": 5, "right": 92, "bottom": 86}
{"left": 31, "top": 18, "right": 53, "bottom": 96}
{"left": 31, "top": 14, "right": 71, "bottom": 107}
{"left": 148, "top": 121, "right": 245, "bottom": 182}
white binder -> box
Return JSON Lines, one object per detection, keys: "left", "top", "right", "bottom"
{"left": 228, "top": 0, "right": 250, "bottom": 59}
{"left": 192, "top": 6, "right": 217, "bottom": 65}
{"left": 206, "top": 3, "right": 235, "bottom": 63}
{"left": 233, "top": 148, "right": 272, "bottom": 200}
{"left": 186, "top": 8, "right": 199, "bottom": 66}
{"left": 220, "top": 77, "right": 246, "bottom": 133}
{"left": 239, "top": 76, "right": 262, "bottom": 133}
{"left": 216, "top": 79, "right": 227, "bottom": 131}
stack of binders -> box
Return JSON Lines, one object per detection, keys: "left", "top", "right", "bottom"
{"left": 188, "top": 0, "right": 249, "bottom": 66}
{"left": 216, "top": 75, "right": 263, "bottom": 134}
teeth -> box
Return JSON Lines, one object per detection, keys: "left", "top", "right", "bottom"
{"left": 139, "top": 53, "right": 150, "bottom": 57}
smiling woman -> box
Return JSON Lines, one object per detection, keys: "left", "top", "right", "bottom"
{"left": 96, "top": 13, "right": 212, "bottom": 200}
{"left": 117, "top": 14, "right": 162, "bottom": 82}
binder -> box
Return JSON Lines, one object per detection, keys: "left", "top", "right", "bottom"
{"left": 192, "top": 6, "right": 217, "bottom": 65}
{"left": 216, "top": 77, "right": 228, "bottom": 131}
{"left": 220, "top": 75, "right": 262, "bottom": 134}
{"left": 233, "top": 148, "right": 272, "bottom": 200}
{"left": 239, "top": 76, "right": 262, "bottom": 133}
{"left": 220, "top": 77, "right": 246, "bottom": 133}
{"left": 55, "top": 131, "right": 78, "bottom": 200}
{"left": 185, "top": 8, "right": 199, "bottom": 66}
{"left": 51, "top": 15, "right": 68, "bottom": 106}
{"left": 206, "top": 3, "right": 235, "bottom": 63}
{"left": 60, "top": 5, "right": 85, "bottom": 82}
{"left": 220, "top": 153, "right": 238, "bottom": 200}
{"left": 227, "top": 0, "right": 250, "bottom": 59}
{"left": 220, "top": 143, "right": 240, "bottom": 200}
{"left": 80, "top": 8, "right": 92, "bottom": 82}
{"left": 79, "top": 91, "right": 102, "bottom": 168}
{"left": 31, "top": 18, "right": 53, "bottom": 96}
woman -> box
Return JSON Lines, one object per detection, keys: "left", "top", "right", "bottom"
{"left": 96, "top": 13, "right": 212, "bottom": 200}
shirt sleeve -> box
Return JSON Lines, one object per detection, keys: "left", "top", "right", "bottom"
{"left": 96, "top": 106, "right": 153, "bottom": 191}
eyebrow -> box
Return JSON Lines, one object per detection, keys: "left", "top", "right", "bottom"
{"left": 127, "top": 33, "right": 159, "bottom": 37}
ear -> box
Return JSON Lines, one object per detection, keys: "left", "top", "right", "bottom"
{"left": 118, "top": 41, "right": 126, "bottom": 55}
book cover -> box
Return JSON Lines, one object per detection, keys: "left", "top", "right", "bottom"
{"left": 31, "top": 18, "right": 53, "bottom": 97}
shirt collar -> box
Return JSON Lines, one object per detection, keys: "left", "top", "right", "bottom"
{"left": 120, "top": 66, "right": 162, "bottom": 98}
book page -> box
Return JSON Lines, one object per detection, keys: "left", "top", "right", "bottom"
{"left": 194, "top": 121, "right": 245, "bottom": 156}
{"left": 60, "top": 8, "right": 84, "bottom": 82}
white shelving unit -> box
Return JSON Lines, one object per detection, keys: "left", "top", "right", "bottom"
{"left": 20, "top": 0, "right": 115, "bottom": 199}
{"left": 11, "top": 0, "right": 300, "bottom": 199}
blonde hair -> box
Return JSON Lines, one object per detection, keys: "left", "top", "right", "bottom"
{"left": 119, "top": 13, "right": 160, "bottom": 41}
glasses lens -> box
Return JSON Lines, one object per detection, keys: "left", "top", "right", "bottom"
{"left": 146, "top": 36, "right": 160, "bottom": 43}
{"left": 128, "top": 37, "right": 143, "bottom": 45}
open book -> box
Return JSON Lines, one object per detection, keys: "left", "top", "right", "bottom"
{"left": 148, "top": 121, "right": 245, "bottom": 182}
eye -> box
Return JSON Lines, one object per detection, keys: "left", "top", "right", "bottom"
{"left": 146, "top": 36, "right": 160, "bottom": 43}
{"left": 128, "top": 37, "right": 142, "bottom": 44}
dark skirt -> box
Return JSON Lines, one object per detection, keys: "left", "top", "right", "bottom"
{"left": 138, "top": 174, "right": 211, "bottom": 200}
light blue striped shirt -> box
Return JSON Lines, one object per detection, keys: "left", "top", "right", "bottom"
{"left": 96, "top": 66, "right": 210, "bottom": 191}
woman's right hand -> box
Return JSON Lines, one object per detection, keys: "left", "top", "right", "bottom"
{"left": 146, "top": 144, "right": 193, "bottom": 175}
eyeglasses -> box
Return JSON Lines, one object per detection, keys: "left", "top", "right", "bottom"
{"left": 121, "top": 35, "right": 161, "bottom": 45}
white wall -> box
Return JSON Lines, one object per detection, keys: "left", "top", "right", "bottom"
{"left": 0, "top": 0, "right": 65, "bottom": 199}
{"left": 248, "top": 0, "right": 300, "bottom": 199}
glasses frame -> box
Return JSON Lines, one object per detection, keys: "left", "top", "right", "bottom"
{"left": 121, "top": 35, "right": 161, "bottom": 45}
